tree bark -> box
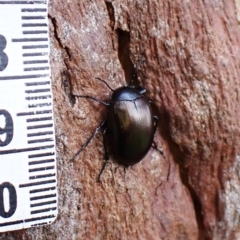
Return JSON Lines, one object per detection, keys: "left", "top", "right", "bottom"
{"left": 2, "top": 0, "right": 240, "bottom": 239}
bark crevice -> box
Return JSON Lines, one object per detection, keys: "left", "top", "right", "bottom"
{"left": 48, "top": 14, "right": 71, "bottom": 65}
{"left": 117, "top": 29, "right": 135, "bottom": 85}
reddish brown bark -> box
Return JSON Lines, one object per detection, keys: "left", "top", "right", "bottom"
{"left": 3, "top": 0, "right": 240, "bottom": 239}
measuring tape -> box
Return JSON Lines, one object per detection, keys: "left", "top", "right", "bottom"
{"left": 0, "top": 0, "right": 57, "bottom": 232}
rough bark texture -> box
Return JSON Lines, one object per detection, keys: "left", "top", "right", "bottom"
{"left": 1, "top": 0, "right": 240, "bottom": 239}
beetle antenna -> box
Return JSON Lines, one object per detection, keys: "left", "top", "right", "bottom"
{"left": 95, "top": 77, "right": 115, "bottom": 91}
{"left": 73, "top": 94, "right": 110, "bottom": 106}
{"left": 129, "top": 59, "right": 146, "bottom": 86}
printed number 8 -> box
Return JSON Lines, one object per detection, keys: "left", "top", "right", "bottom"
{"left": 0, "top": 110, "right": 13, "bottom": 146}
{"left": 0, "top": 35, "right": 8, "bottom": 71}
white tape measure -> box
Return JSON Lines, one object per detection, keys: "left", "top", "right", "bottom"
{"left": 0, "top": 0, "right": 57, "bottom": 232}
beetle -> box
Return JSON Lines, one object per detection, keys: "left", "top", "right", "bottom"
{"left": 70, "top": 61, "right": 159, "bottom": 181}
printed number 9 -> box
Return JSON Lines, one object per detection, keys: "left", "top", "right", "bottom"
{"left": 0, "top": 35, "right": 8, "bottom": 71}
{"left": 0, "top": 110, "right": 13, "bottom": 146}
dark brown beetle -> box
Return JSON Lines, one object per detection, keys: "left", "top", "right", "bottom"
{"left": 71, "top": 61, "right": 159, "bottom": 181}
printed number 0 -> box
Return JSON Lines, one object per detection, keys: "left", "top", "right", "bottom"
{"left": 0, "top": 35, "right": 8, "bottom": 71}
{"left": 0, "top": 182, "right": 17, "bottom": 218}
{"left": 0, "top": 110, "right": 14, "bottom": 146}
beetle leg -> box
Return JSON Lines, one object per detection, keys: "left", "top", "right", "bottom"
{"left": 152, "top": 141, "right": 170, "bottom": 181}
{"left": 152, "top": 116, "right": 163, "bottom": 154}
{"left": 97, "top": 127, "right": 109, "bottom": 182}
{"left": 153, "top": 115, "right": 158, "bottom": 134}
{"left": 152, "top": 116, "right": 164, "bottom": 155}
{"left": 70, "top": 119, "right": 107, "bottom": 162}
{"left": 73, "top": 94, "right": 110, "bottom": 106}
{"left": 151, "top": 141, "right": 163, "bottom": 155}
{"left": 102, "top": 128, "right": 109, "bottom": 161}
